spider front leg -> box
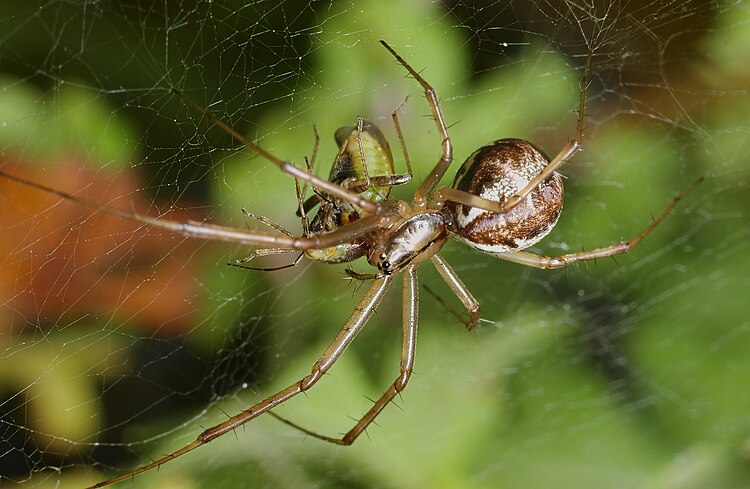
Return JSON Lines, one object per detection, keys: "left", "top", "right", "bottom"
{"left": 300, "top": 112, "right": 412, "bottom": 213}
{"left": 298, "top": 125, "right": 321, "bottom": 211}
{"left": 270, "top": 264, "right": 419, "bottom": 445}
{"left": 173, "top": 90, "right": 380, "bottom": 215}
{"left": 380, "top": 41, "right": 453, "bottom": 207}
{"left": 391, "top": 95, "right": 414, "bottom": 180}
{"left": 89, "top": 275, "right": 394, "bottom": 488}
{"left": 0, "top": 169, "right": 391, "bottom": 257}
{"left": 496, "top": 177, "right": 704, "bottom": 269}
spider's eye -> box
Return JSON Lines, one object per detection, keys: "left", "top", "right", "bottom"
{"left": 379, "top": 253, "right": 387, "bottom": 260}
{"left": 381, "top": 261, "right": 391, "bottom": 271}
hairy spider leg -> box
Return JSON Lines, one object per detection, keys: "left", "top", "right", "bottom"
{"left": 173, "top": 89, "right": 380, "bottom": 215}
{"left": 391, "top": 95, "right": 414, "bottom": 179}
{"left": 380, "top": 40, "right": 453, "bottom": 209}
{"left": 87, "top": 274, "right": 395, "bottom": 488}
{"left": 496, "top": 176, "right": 704, "bottom": 268}
{"left": 343, "top": 114, "right": 414, "bottom": 198}
{"left": 494, "top": 50, "right": 593, "bottom": 213}
{"left": 231, "top": 132, "right": 321, "bottom": 271}
{"left": 269, "top": 253, "right": 483, "bottom": 443}
{"left": 430, "top": 254, "right": 481, "bottom": 330}
{"left": 268, "top": 247, "right": 492, "bottom": 444}
{"left": 299, "top": 125, "right": 321, "bottom": 212}
{"left": 0, "top": 169, "right": 391, "bottom": 251}
{"left": 297, "top": 99, "right": 413, "bottom": 218}
{"left": 268, "top": 264, "right": 419, "bottom": 445}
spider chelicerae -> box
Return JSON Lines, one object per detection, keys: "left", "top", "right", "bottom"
{"left": 0, "top": 40, "right": 701, "bottom": 487}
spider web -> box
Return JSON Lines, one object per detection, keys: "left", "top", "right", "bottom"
{"left": 1, "top": 1, "right": 747, "bottom": 487}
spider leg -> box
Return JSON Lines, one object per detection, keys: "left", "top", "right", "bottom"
{"left": 430, "top": 52, "right": 595, "bottom": 215}
{"left": 232, "top": 196, "right": 307, "bottom": 271}
{"left": 380, "top": 41, "right": 453, "bottom": 208}
{"left": 241, "top": 208, "right": 294, "bottom": 236}
{"left": 495, "top": 177, "right": 703, "bottom": 269}
{"left": 343, "top": 97, "right": 415, "bottom": 197}
{"left": 490, "top": 51, "right": 593, "bottom": 215}
{"left": 430, "top": 254, "right": 481, "bottom": 330}
{"left": 298, "top": 124, "right": 320, "bottom": 208}
{"left": 173, "top": 90, "right": 379, "bottom": 215}
{"left": 267, "top": 265, "right": 419, "bottom": 445}
{"left": 88, "top": 275, "right": 394, "bottom": 488}
{"left": 496, "top": 138, "right": 580, "bottom": 214}
{"left": 355, "top": 117, "right": 372, "bottom": 188}
{"left": 294, "top": 177, "right": 311, "bottom": 236}
{"left": 229, "top": 249, "right": 304, "bottom": 272}
{"left": 0, "top": 169, "right": 390, "bottom": 250}
{"left": 337, "top": 98, "right": 417, "bottom": 197}
{"left": 391, "top": 95, "right": 414, "bottom": 179}
{"left": 428, "top": 141, "right": 574, "bottom": 213}
{"left": 430, "top": 186, "right": 508, "bottom": 213}
{"left": 130, "top": 210, "right": 385, "bottom": 250}
{"left": 340, "top": 174, "right": 412, "bottom": 193}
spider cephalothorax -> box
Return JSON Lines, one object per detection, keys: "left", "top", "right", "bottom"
{"left": 369, "top": 209, "right": 449, "bottom": 275}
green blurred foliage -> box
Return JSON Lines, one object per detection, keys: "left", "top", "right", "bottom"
{"left": 0, "top": 77, "right": 136, "bottom": 166}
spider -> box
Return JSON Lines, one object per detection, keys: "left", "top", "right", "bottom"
{"left": 0, "top": 41, "right": 701, "bottom": 487}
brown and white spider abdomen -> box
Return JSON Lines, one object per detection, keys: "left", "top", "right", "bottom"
{"left": 449, "top": 138, "right": 563, "bottom": 254}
